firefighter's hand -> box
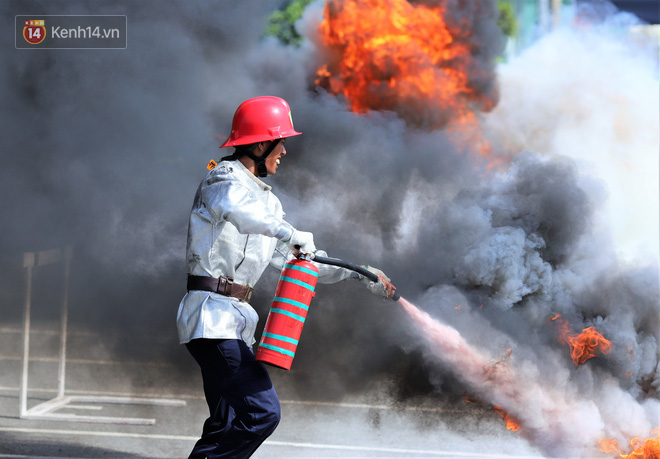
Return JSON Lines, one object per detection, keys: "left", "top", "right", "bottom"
{"left": 361, "top": 267, "right": 397, "bottom": 299}
{"left": 287, "top": 230, "right": 316, "bottom": 254}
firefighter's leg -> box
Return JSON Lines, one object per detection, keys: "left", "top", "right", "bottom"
{"left": 186, "top": 338, "right": 281, "bottom": 459}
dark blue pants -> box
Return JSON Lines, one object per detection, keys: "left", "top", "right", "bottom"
{"left": 185, "top": 338, "right": 281, "bottom": 459}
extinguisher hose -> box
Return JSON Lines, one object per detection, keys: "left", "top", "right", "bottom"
{"left": 307, "top": 254, "right": 400, "bottom": 301}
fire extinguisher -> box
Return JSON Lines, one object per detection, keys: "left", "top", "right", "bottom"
{"left": 255, "top": 257, "right": 318, "bottom": 370}
{"left": 255, "top": 254, "right": 398, "bottom": 370}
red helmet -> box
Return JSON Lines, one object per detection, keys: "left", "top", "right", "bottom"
{"left": 220, "top": 96, "right": 302, "bottom": 148}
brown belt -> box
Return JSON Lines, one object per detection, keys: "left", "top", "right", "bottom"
{"left": 187, "top": 275, "right": 254, "bottom": 303}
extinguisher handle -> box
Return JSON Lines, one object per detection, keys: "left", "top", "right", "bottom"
{"left": 306, "top": 254, "right": 400, "bottom": 301}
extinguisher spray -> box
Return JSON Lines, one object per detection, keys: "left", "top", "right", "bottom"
{"left": 255, "top": 253, "right": 398, "bottom": 370}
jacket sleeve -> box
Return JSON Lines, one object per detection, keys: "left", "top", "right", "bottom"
{"left": 313, "top": 249, "right": 355, "bottom": 284}
{"left": 201, "top": 171, "right": 293, "bottom": 241}
{"left": 269, "top": 245, "right": 354, "bottom": 285}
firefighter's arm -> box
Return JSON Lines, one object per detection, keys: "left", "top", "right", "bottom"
{"left": 202, "top": 173, "right": 292, "bottom": 241}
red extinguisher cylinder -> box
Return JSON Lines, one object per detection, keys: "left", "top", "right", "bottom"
{"left": 256, "top": 259, "right": 319, "bottom": 370}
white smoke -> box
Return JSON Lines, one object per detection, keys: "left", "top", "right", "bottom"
{"left": 484, "top": 13, "right": 660, "bottom": 264}
{"left": 404, "top": 281, "right": 659, "bottom": 456}
{"left": 386, "top": 6, "right": 660, "bottom": 457}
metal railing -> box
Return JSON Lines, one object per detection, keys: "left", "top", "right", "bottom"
{"left": 19, "top": 246, "right": 186, "bottom": 425}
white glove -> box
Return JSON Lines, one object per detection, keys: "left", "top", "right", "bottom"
{"left": 360, "top": 266, "right": 391, "bottom": 298}
{"left": 286, "top": 229, "right": 316, "bottom": 254}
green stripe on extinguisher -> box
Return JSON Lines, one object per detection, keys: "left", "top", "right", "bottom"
{"left": 270, "top": 307, "right": 306, "bottom": 323}
{"left": 284, "top": 264, "right": 319, "bottom": 278}
{"left": 279, "top": 276, "right": 316, "bottom": 291}
{"left": 273, "top": 296, "right": 309, "bottom": 311}
{"left": 259, "top": 342, "right": 296, "bottom": 358}
{"left": 262, "top": 331, "right": 299, "bottom": 345}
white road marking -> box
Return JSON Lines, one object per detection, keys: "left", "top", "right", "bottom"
{"left": 0, "top": 427, "right": 543, "bottom": 458}
{"left": 265, "top": 440, "right": 543, "bottom": 457}
{"left": 0, "top": 354, "right": 173, "bottom": 367}
{"left": 0, "top": 426, "right": 197, "bottom": 441}
{"left": 0, "top": 327, "right": 95, "bottom": 336}
{"left": 0, "top": 456, "right": 80, "bottom": 459}
{"left": 0, "top": 386, "right": 202, "bottom": 400}
{"left": 281, "top": 399, "right": 470, "bottom": 413}
{"left": 0, "top": 386, "right": 477, "bottom": 412}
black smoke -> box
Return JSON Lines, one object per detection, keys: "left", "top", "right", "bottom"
{"left": 0, "top": 0, "right": 283, "bottom": 372}
{"left": 2, "top": 1, "right": 658, "bottom": 453}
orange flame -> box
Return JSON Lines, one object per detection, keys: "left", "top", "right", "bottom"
{"left": 315, "top": 0, "right": 497, "bottom": 138}
{"left": 464, "top": 397, "right": 521, "bottom": 432}
{"left": 493, "top": 405, "right": 522, "bottom": 432}
{"left": 597, "top": 428, "right": 660, "bottom": 458}
{"left": 549, "top": 314, "right": 612, "bottom": 365}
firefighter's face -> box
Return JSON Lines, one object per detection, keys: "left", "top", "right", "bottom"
{"left": 263, "top": 140, "right": 286, "bottom": 176}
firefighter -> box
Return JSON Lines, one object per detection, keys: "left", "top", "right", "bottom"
{"left": 177, "top": 96, "right": 395, "bottom": 459}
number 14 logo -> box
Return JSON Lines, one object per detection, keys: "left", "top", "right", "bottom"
{"left": 24, "top": 20, "right": 46, "bottom": 45}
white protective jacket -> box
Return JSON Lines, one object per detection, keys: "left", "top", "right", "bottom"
{"left": 176, "top": 159, "right": 352, "bottom": 346}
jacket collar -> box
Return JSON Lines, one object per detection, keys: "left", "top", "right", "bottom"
{"left": 233, "top": 159, "right": 272, "bottom": 191}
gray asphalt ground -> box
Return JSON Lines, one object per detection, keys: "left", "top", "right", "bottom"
{"left": 0, "top": 321, "right": 547, "bottom": 459}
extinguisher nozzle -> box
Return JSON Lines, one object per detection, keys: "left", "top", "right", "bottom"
{"left": 308, "top": 253, "right": 401, "bottom": 302}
